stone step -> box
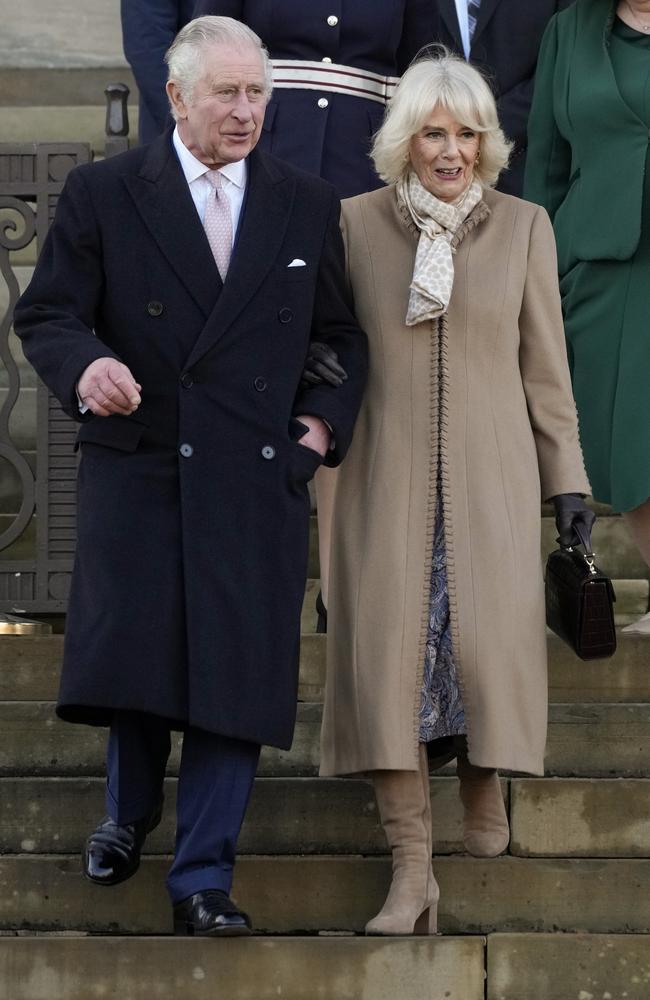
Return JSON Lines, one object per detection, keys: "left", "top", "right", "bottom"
{"left": 1, "top": 633, "right": 649, "bottom": 706}
{"left": 1, "top": 702, "right": 649, "bottom": 778}
{"left": 0, "top": 936, "right": 486, "bottom": 1000}
{"left": 0, "top": 67, "right": 136, "bottom": 107}
{"left": 2, "top": 855, "right": 650, "bottom": 934}
{"left": 487, "top": 933, "right": 650, "bottom": 1000}
{"left": 509, "top": 778, "right": 650, "bottom": 857}
{"left": 0, "top": 0, "right": 125, "bottom": 72}
{"left": 3, "top": 776, "right": 649, "bottom": 858}
{"left": 0, "top": 775, "right": 507, "bottom": 856}
{"left": 0, "top": 106, "right": 132, "bottom": 158}
{"left": 1, "top": 935, "right": 648, "bottom": 1000}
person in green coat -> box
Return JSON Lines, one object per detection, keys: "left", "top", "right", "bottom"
{"left": 525, "top": 0, "right": 650, "bottom": 634}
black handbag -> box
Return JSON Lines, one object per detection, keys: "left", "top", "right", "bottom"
{"left": 545, "top": 524, "right": 616, "bottom": 661}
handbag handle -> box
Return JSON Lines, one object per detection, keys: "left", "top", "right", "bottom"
{"left": 572, "top": 521, "right": 594, "bottom": 554}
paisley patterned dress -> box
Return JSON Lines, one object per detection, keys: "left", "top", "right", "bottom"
{"left": 418, "top": 495, "right": 465, "bottom": 743}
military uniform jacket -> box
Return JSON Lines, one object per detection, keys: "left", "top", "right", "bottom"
{"left": 192, "top": 0, "right": 435, "bottom": 198}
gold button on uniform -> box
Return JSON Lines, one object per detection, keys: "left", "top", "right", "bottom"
{"left": 318, "top": 97, "right": 329, "bottom": 109}
{"left": 327, "top": 15, "right": 339, "bottom": 26}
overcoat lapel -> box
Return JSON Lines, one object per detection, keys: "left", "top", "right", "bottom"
{"left": 185, "top": 149, "right": 294, "bottom": 368}
{"left": 437, "top": 0, "right": 463, "bottom": 50}
{"left": 123, "top": 131, "right": 222, "bottom": 319}
{"left": 470, "top": 0, "right": 501, "bottom": 49}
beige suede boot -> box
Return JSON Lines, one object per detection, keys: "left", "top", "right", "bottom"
{"left": 456, "top": 751, "right": 510, "bottom": 857}
{"left": 365, "top": 751, "right": 439, "bottom": 935}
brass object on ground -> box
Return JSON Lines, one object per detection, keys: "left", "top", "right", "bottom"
{"left": 0, "top": 614, "right": 52, "bottom": 636}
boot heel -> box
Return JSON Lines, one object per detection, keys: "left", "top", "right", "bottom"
{"left": 413, "top": 903, "right": 438, "bottom": 935}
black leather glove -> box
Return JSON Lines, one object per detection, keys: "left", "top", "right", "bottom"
{"left": 551, "top": 493, "right": 596, "bottom": 549}
{"left": 300, "top": 342, "right": 348, "bottom": 389}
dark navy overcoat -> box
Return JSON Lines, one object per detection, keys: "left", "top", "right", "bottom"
{"left": 14, "top": 133, "right": 367, "bottom": 749}
{"left": 192, "top": 0, "right": 435, "bottom": 198}
{"left": 121, "top": 0, "right": 196, "bottom": 144}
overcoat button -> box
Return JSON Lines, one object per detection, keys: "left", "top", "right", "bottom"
{"left": 179, "top": 443, "right": 193, "bottom": 458}
{"left": 254, "top": 376, "right": 268, "bottom": 392}
{"left": 317, "top": 97, "right": 329, "bottom": 109}
{"left": 147, "top": 301, "right": 163, "bottom": 316}
{"left": 180, "top": 372, "right": 194, "bottom": 388}
{"left": 278, "top": 307, "right": 293, "bottom": 323}
{"left": 261, "top": 445, "right": 276, "bottom": 460}
{"left": 327, "top": 15, "right": 339, "bottom": 26}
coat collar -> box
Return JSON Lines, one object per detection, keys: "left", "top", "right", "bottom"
{"left": 123, "top": 133, "right": 295, "bottom": 365}
{"left": 184, "top": 147, "right": 294, "bottom": 368}
{"left": 123, "top": 128, "right": 223, "bottom": 319}
{"left": 396, "top": 184, "right": 491, "bottom": 247}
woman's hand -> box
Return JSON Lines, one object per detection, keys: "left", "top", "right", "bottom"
{"left": 300, "top": 342, "right": 348, "bottom": 388}
{"left": 551, "top": 493, "right": 596, "bottom": 549}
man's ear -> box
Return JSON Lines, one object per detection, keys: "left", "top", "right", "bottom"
{"left": 166, "top": 80, "right": 187, "bottom": 119}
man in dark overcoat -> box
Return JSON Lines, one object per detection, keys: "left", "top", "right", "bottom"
{"left": 432, "top": 0, "right": 573, "bottom": 196}
{"left": 13, "top": 15, "right": 367, "bottom": 936}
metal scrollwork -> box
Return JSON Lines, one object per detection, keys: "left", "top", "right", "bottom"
{"left": 0, "top": 196, "right": 37, "bottom": 550}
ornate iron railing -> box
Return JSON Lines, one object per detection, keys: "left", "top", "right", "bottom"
{"left": 0, "top": 86, "right": 130, "bottom": 614}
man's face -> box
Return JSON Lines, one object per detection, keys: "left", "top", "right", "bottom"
{"left": 168, "top": 42, "right": 268, "bottom": 168}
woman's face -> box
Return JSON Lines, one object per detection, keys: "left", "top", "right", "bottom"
{"left": 408, "top": 105, "right": 480, "bottom": 202}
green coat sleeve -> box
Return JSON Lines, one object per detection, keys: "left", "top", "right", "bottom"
{"left": 523, "top": 14, "right": 572, "bottom": 220}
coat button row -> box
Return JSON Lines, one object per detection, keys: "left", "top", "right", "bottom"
{"left": 179, "top": 443, "right": 193, "bottom": 458}
{"left": 327, "top": 15, "right": 339, "bottom": 26}
{"left": 261, "top": 445, "right": 276, "bottom": 460}
{"left": 147, "top": 301, "right": 163, "bottom": 316}
{"left": 278, "top": 307, "right": 293, "bottom": 323}
{"left": 254, "top": 376, "right": 268, "bottom": 392}
{"left": 180, "top": 372, "right": 194, "bottom": 388}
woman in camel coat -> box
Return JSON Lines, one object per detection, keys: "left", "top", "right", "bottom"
{"left": 318, "top": 51, "right": 593, "bottom": 936}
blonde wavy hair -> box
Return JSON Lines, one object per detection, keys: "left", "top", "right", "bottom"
{"left": 372, "top": 49, "right": 512, "bottom": 188}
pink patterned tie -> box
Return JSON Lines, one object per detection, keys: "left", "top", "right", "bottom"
{"left": 203, "top": 169, "right": 233, "bottom": 280}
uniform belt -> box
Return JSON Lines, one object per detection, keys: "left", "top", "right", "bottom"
{"left": 271, "top": 59, "right": 400, "bottom": 105}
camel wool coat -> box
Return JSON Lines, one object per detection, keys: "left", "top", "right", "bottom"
{"left": 320, "top": 184, "right": 590, "bottom": 778}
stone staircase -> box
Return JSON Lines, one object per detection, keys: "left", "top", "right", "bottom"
{"left": 3, "top": 6, "right": 650, "bottom": 992}
{"left": 0, "top": 0, "right": 137, "bottom": 158}
{"left": 1, "top": 508, "right": 650, "bottom": 998}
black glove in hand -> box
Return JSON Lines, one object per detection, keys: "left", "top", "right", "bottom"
{"left": 552, "top": 493, "right": 596, "bottom": 550}
{"left": 300, "top": 342, "right": 348, "bottom": 389}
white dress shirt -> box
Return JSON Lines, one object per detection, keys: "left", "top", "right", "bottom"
{"left": 454, "top": 0, "right": 471, "bottom": 59}
{"left": 172, "top": 126, "right": 247, "bottom": 243}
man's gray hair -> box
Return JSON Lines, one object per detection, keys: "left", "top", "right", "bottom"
{"left": 165, "top": 15, "right": 273, "bottom": 114}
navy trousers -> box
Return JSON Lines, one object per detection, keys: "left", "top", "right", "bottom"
{"left": 106, "top": 710, "right": 260, "bottom": 904}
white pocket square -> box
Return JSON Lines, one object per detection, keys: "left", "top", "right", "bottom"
{"left": 288, "top": 258, "right": 306, "bottom": 267}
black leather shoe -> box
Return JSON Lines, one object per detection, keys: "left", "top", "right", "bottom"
{"left": 173, "top": 890, "right": 252, "bottom": 937}
{"left": 83, "top": 799, "right": 163, "bottom": 886}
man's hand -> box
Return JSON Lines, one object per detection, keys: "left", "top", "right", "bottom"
{"left": 78, "top": 358, "right": 142, "bottom": 417}
{"left": 295, "top": 414, "right": 331, "bottom": 458}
